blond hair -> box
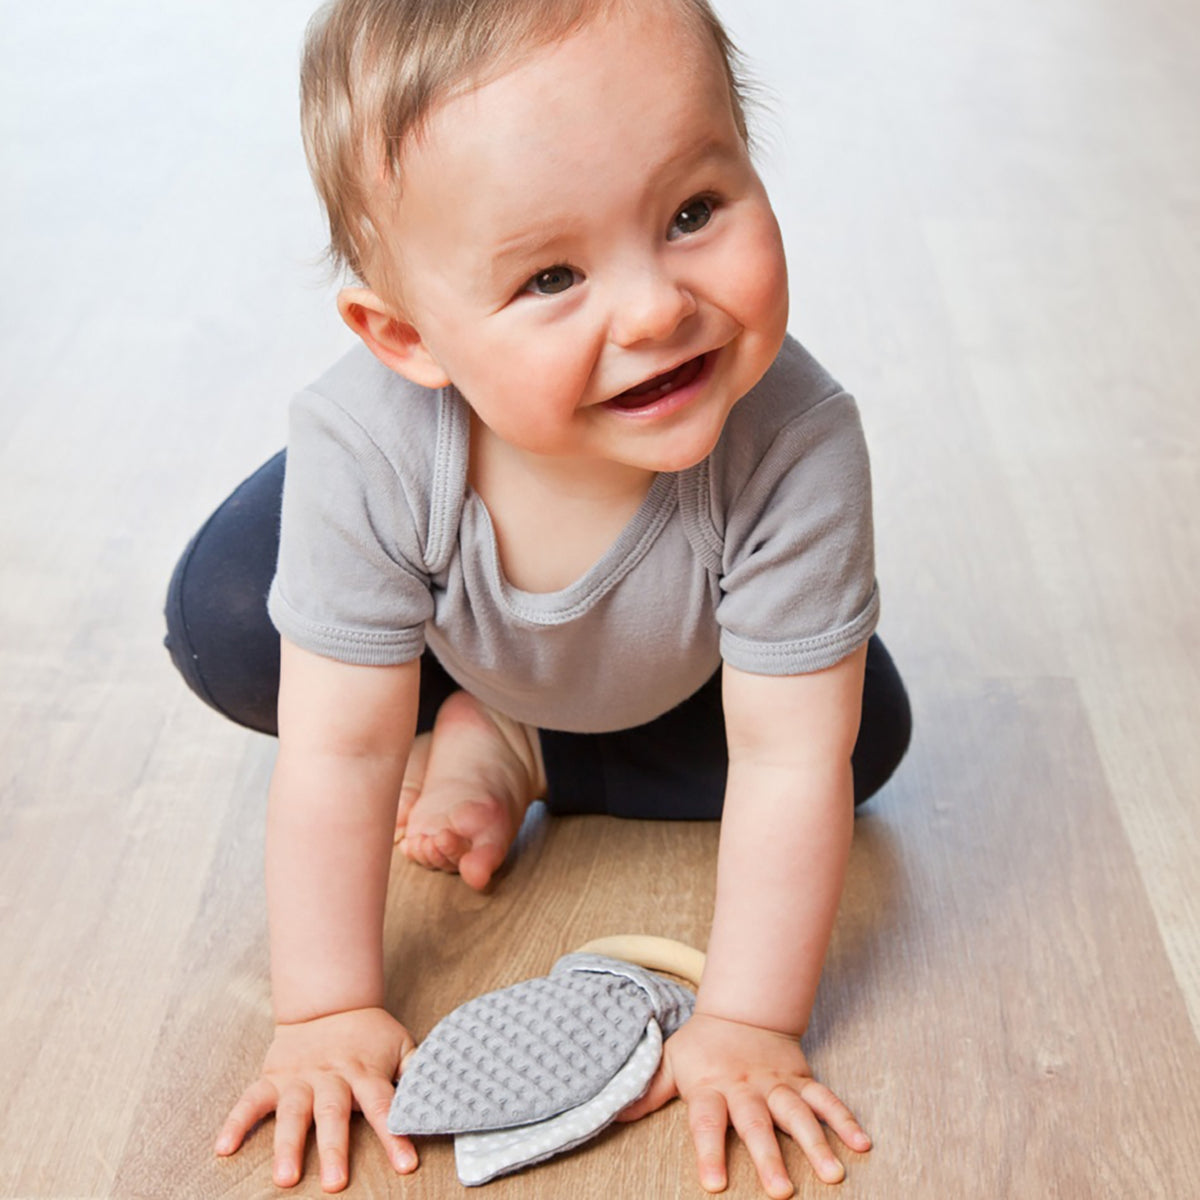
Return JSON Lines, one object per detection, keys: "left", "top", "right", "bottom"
{"left": 300, "top": 0, "right": 751, "bottom": 293}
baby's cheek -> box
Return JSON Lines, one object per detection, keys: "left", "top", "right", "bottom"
{"left": 751, "top": 224, "right": 790, "bottom": 317}
{"left": 724, "top": 218, "right": 789, "bottom": 335}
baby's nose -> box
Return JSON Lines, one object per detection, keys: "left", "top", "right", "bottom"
{"left": 609, "top": 267, "right": 698, "bottom": 348}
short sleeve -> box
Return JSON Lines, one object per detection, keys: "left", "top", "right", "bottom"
{"left": 267, "top": 388, "right": 435, "bottom": 665}
{"left": 715, "top": 389, "right": 880, "bottom": 675}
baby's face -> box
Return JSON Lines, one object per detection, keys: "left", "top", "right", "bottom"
{"left": 380, "top": 2, "right": 789, "bottom": 477}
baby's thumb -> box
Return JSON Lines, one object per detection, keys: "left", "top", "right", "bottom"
{"left": 616, "top": 1061, "right": 677, "bottom": 1123}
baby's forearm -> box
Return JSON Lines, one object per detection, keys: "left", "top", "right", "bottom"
{"left": 263, "top": 643, "right": 420, "bottom": 1024}
{"left": 698, "top": 761, "right": 854, "bottom": 1036}
{"left": 266, "top": 745, "right": 408, "bottom": 1024}
{"left": 702, "top": 653, "right": 865, "bottom": 1036}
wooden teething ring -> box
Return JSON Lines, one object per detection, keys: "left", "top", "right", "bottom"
{"left": 575, "top": 935, "right": 706, "bottom": 987}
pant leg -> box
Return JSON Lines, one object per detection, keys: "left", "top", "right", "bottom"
{"left": 164, "top": 452, "right": 286, "bottom": 734}
{"left": 540, "top": 635, "right": 911, "bottom": 818}
{"left": 163, "top": 452, "right": 456, "bottom": 736}
{"left": 852, "top": 636, "right": 913, "bottom": 805}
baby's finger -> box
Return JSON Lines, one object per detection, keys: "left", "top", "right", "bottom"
{"left": 728, "top": 1096, "right": 795, "bottom": 1199}
{"left": 312, "top": 1077, "right": 353, "bottom": 1192}
{"left": 767, "top": 1087, "right": 844, "bottom": 1185}
{"left": 272, "top": 1082, "right": 315, "bottom": 1188}
{"left": 353, "top": 1073, "right": 419, "bottom": 1175}
{"left": 686, "top": 1089, "right": 731, "bottom": 1194}
{"left": 215, "top": 1078, "right": 277, "bottom": 1155}
{"left": 798, "top": 1079, "right": 872, "bottom": 1153}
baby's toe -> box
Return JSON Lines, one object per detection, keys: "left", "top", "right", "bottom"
{"left": 400, "top": 832, "right": 455, "bottom": 873}
{"left": 458, "top": 840, "right": 508, "bottom": 891}
{"left": 395, "top": 734, "right": 432, "bottom": 838}
{"left": 433, "top": 826, "right": 472, "bottom": 863}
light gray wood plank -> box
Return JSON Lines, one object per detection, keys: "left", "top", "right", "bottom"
{"left": 3, "top": 0, "right": 1198, "bottom": 1196}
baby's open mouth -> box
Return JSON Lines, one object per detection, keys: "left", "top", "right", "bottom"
{"left": 607, "top": 354, "right": 707, "bottom": 410}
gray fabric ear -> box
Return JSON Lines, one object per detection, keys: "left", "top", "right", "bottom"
{"left": 453, "top": 1019, "right": 663, "bottom": 1186}
{"left": 556, "top": 953, "right": 694, "bottom": 1038}
{"left": 388, "top": 953, "right": 694, "bottom": 1137}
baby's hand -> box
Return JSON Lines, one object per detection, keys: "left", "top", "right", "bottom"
{"left": 618, "top": 1012, "right": 871, "bottom": 1198}
{"left": 215, "top": 1007, "right": 418, "bottom": 1193}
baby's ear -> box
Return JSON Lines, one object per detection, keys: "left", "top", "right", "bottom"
{"left": 337, "top": 286, "right": 451, "bottom": 390}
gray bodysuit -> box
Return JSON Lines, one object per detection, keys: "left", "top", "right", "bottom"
{"left": 267, "top": 334, "right": 879, "bottom": 733}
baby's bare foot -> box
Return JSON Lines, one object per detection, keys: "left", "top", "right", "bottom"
{"left": 395, "top": 691, "right": 545, "bottom": 891}
{"left": 395, "top": 731, "right": 431, "bottom": 837}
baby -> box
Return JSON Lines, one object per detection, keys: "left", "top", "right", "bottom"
{"left": 164, "top": 0, "right": 912, "bottom": 1194}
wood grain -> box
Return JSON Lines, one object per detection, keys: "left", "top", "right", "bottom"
{"left": 2, "top": 0, "right": 1198, "bottom": 1197}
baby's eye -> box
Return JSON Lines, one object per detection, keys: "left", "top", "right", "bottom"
{"left": 524, "top": 265, "right": 578, "bottom": 296}
{"left": 669, "top": 197, "right": 715, "bottom": 239}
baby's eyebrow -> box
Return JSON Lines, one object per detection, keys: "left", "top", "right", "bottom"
{"left": 482, "top": 224, "right": 573, "bottom": 290}
{"left": 491, "top": 226, "right": 562, "bottom": 267}
{"left": 649, "top": 132, "right": 741, "bottom": 183}
{"left": 477, "top": 133, "right": 743, "bottom": 291}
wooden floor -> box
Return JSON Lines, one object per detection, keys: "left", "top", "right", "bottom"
{"left": 2, "top": 0, "right": 1198, "bottom": 1196}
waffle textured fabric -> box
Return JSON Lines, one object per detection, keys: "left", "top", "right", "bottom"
{"left": 454, "top": 1019, "right": 663, "bottom": 1186}
{"left": 388, "top": 953, "right": 694, "bottom": 1136}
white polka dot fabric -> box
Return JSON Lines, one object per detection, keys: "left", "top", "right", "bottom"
{"left": 454, "top": 1019, "right": 663, "bottom": 1186}
{"left": 387, "top": 953, "right": 695, "bottom": 1185}
{"left": 389, "top": 954, "right": 693, "bottom": 1136}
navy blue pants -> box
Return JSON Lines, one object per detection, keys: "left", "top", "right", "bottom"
{"left": 164, "top": 452, "right": 911, "bottom": 818}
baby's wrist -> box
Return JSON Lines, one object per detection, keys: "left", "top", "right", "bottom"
{"left": 693, "top": 1008, "right": 806, "bottom": 1039}
{"left": 693, "top": 982, "right": 808, "bottom": 1039}
{"left": 273, "top": 997, "right": 387, "bottom": 1026}
{"left": 271, "top": 973, "right": 386, "bottom": 1026}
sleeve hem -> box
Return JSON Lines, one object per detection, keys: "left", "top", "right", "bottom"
{"left": 719, "top": 585, "right": 880, "bottom": 676}
{"left": 267, "top": 582, "right": 426, "bottom": 667}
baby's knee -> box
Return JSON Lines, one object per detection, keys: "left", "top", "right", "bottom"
{"left": 852, "top": 636, "right": 912, "bottom": 806}
{"left": 163, "top": 453, "right": 285, "bottom": 735}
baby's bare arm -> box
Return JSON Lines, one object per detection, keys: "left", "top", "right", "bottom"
{"left": 624, "top": 648, "right": 871, "bottom": 1197}
{"left": 267, "top": 641, "right": 418, "bottom": 1020}
{"left": 217, "top": 639, "right": 422, "bottom": 1192}
{"left": 703, "top": 649, "right": 866, "bottom": 1035}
